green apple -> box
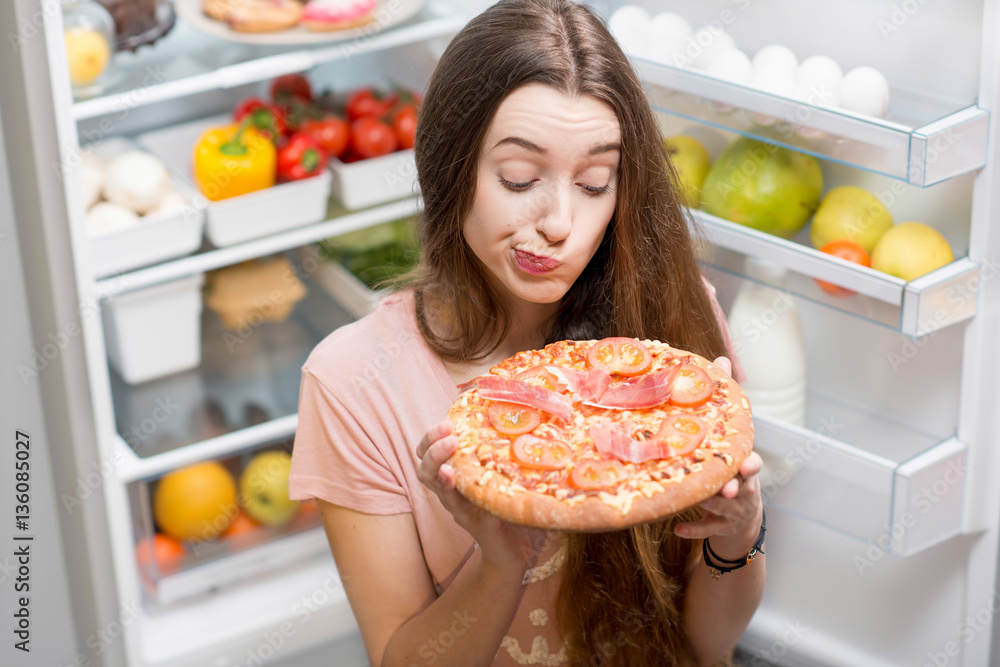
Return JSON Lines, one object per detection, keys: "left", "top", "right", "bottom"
{"left": 810, "top": 185, "right": 893, "bottom": 253}
{"left": 663, "top": 135, "right": 711, "bottom": 208}
{"left": 239, "top": 451, "right": 299, "bottom": 526}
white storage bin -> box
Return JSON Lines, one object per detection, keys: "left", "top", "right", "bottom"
{"left": 137, "top": 115, "right": 332, "bottom": 247}
{"left": 103, "top": 274, "right": 205, "bottom": 384}
{"left": 328, "top": 148, "right": 417, "bottom": 210}
{"left": 301, "top": 246, "right": 386, "bottom": 317}
{"left": 84, "top": 137, "right": 205, "bottom": 279}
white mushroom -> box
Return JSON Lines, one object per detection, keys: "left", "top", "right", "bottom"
{"left": 103, "top": 151, "right": 171, "bottom": 214}
{"left": 86, "top": 201, "right": 139, "bottom": 236}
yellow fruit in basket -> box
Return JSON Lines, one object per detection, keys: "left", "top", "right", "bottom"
{"left": 153, "top": 462, "right": 237, "bottom": 541}
{"left": 810, "top": 186, "right": 893, "bottom": 253}
{"left": 239, "top": 451, "right": 299, "bottom": 526}
{"left": 870, "top": 221, "right": 954, "bottom": 281}
{"left": 64, "top": 27, "right": 111, "bottom": 87}
{"left": 663, "top": 135, "right": 711, "bottom": 208}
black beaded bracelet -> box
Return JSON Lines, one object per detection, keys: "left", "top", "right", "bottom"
{"left": 703, "top": 508, "right": 766, "bottom": 579}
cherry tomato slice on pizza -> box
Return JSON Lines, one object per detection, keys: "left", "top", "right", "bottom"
{"left": 515, "top": 366, "right": 565, "bottom": 392}
{"left": 654, "top": 414, "right": 707, "bottom": 456}
{"left": 511, "top": 434, "right": 573, "bottom": 470}
{"left": 569, "top": 459, "right": 627, "bottom": 490}
{"left": 488, "top": 402, "right": 541, "bottom": 436}
{"left": 586, "top": 337, "right": 653, "bottom": 377}
{"left": 668, "top": 363, "right": 714, "bottom": 408}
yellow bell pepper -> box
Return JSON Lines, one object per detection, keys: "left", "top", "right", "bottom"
{"left": 192, "top": 121, "right": 276, "bottom": 201}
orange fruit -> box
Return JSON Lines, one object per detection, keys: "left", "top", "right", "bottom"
{"left": 135, "top": 534, "right": 186, "bottom": 575}
{"left": 223, "top": 511, "right": 258, "bottom": 538}
{"left": 814, "top": 239, "right": 870, "bottom": 297}
{"left": 153, "top": 461, "right": 237, "bottom": 541}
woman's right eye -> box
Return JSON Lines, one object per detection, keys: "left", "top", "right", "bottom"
{"left": 499, "top": 176, "right": 534, "bottom": 192}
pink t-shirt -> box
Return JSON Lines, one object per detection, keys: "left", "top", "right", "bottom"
{"left": 290, "top": 285, "right": 741, "bottom": 666}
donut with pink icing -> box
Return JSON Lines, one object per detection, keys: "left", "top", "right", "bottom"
{"left": 301, "top": 0, "right": 377, "bottom": 31}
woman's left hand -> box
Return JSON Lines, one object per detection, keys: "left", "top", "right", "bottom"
{"left": 673, "top": 356, "right": 764, "bottom": 560}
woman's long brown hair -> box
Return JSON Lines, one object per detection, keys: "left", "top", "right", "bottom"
{"left": 410, "top": 1, "right": 731, "bottom": 664}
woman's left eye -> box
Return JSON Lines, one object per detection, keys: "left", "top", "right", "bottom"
{"left": 499, "top": 177, "right": 534, "bottom": 192}
{"left": 581, "top": 184, "right": 612, "bottom": 196}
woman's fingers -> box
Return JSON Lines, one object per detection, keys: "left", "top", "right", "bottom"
{"left": 740, "top": 451, "right": 763, "bottom": 478}
{"left": 416, "top": 434, "right": 458, "bottom": 490}
{"left": 674, "top": 512, "right": 732, "bottom": 540}
{"left": 712, "top": 356, "right": 733, "bottom": 378}
{"left": 416, "top": 420, "right": 454, "bottom": 459}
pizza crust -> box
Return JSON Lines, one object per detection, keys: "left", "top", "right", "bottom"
{"left": 446, "top": 340, "right": 754, "bottom": 532}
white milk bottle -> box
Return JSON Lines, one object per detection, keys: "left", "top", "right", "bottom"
{"left": 726, "top": 257, "right": 808, "bottom": 427}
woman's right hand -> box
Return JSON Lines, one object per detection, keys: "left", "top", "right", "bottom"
{"left": 417, "top": 420, "right": 555, "bottom": 572}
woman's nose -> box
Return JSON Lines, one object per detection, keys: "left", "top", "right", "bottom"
{"left": 535, "top": 185, "right": 572, "bottom": 243}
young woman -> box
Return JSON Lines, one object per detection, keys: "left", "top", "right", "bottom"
{"left": 290, "top": 1, "right": 765, "bottom": 665}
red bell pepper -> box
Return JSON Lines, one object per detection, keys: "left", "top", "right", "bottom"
{"left": 233, "top": 97, "right": 287, "bottom": 142}
{"left": 276, "top": 133, "right": 328, "bottom": 182}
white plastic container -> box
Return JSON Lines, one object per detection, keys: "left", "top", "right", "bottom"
{"left": 84, "top": 137, "right": 205, "bottom": 278}
{"left": 303, "top": 246, "right": 386, "bottom": 317}
{"left": 328, "top": 149, "right": 417, "bottom": 210}
{"left": 137, "top": 115, "right": 332, "bottom": 247}
{"left": 102, "top": 273, "right": 205, "bottom": 384}
{"left": 726, "top": 257, "right": 808, "bottom": 427}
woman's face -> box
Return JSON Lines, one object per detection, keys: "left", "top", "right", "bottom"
{"left": 464, "top": 84, "right": 621, "bottom": 307}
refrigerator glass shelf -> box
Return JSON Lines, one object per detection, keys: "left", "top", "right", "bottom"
{"left": 111, "top": 269, "right": 355, "bottom": 481}
{"left": 632, "top": 56, "right": 988, "bottom": 186}
{"left": 696, "top": 220, "right": 979, "bottom": 338}
{"left": 754, "top": 393, "right": 966, "bottom": 558}
{"left": 93, "top": 195, "right": 422, "bottom": 300}
{"left": 72, "top": 0, "right": 465, "bottom": 121}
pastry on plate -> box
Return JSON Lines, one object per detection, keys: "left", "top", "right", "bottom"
{"left": 203, "top": 0, "right": 303, "bottom": 33}
{"left": 301, "top": 0, "right": 377, "bottom": 31}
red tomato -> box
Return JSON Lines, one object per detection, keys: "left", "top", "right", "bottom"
{"left": 512, "top": 434, "right": 573, "bottom": 470}
{"left": 815, "top": 239, "right": 871, "bottom": 297}
{"left": 488, "top": 402, "right": 541, "bottom": 435}
{"left": 668, "top": 363, "right": 714, "bottom": 408}
{"left": 270, "top": 73, "right": 312, "bottom": 103}
{"left": 515, "top": 366, "right": 565, "bottom": 392}
{"left": 392, "top": 104, "right": 418, "bottom": 150}
{"left": 654, "top": 414, "right": 707, "bottom": 456}
{"left": 586, "top": 337, "right": 653, "bottom": 377}
{"left": 570, "top": 459, "right": 627, "bottom": 490}
{"left": 351, "top": 117, "right": 398, "bottom": 159}
{"left": 135, "top": 534, "right": 185, "bottom": 575}
{"left": 346, "top": 87, "right": 394, "bottom": 122}
{"left": 300, "top": 116, "right": 349, "bottom": 158}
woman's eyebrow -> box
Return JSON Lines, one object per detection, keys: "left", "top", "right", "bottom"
{"left": 492, "top": 136, "right": 622, "bottom": 155}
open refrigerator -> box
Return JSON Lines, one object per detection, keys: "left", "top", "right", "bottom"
{"left": 1, "top": 0, "right": 999, "bottom": 666}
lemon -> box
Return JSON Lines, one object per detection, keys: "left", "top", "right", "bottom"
{"left": 663, "top": 135, "right": 711, "bottom": 208}
{"left": 810, "top": 185, "right": 893, "bottom": 253}
{"left": 64, "top": 27, "right": 110, "bottom": 87}
{"left": 153, "top": 462, "right": 237, "bottom": 542}
{"left": 870, "top": 221, "right": 954, "bottom": 281}
{"left": 239, "top": 451, "right": 299, "bottom": 526}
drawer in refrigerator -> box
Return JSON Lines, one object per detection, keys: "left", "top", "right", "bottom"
{"left": 128, "top": 441, "right": 325, "bottom": 607}
{"left": 137, "top": 115, "right": 332, "bottom": 247}
{"left": 753, "top": 393, "right": 967, "bottom": 557}
{"left": 82, "top": 137, "right": 205, "bottom": 279}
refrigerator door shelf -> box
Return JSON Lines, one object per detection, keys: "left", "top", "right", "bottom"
{"left": 698, "top": 227, "right": 979, "bottom": 338}
{"left": 72, "top": 0, "right": 467, "bottom": 121}
{"left": 630, "top": 55, "right": 988, "bottom": 186}
{"left": 753, "top": 393, "right": 966, "bottom": 558}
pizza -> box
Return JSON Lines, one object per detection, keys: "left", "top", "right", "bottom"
{"left": 445, "top": 337, "right": 754, "bottom": 532}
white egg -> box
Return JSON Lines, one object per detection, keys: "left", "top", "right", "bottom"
{"left": 609, "top": 5, "right": 651, "bottom": 55}
{"left": 646, "top": 36, "right": 689, "bottom": 68}
{"left": 86, "top": 202, "right": 139, "bottom": 237}
{"left": 840, "top": 66, "right": 891, "bottom": 117}
{"left": 649, "top": 12, "right": 692, "bottom": 41}
{"left": 703, "top": 50, "right": 752, "bottom": 84}
{"left": 752, "top": 45, "right": 797, "bottom": 76}
{"left": 795, "top": 55, "right": 843, "bottom": 107}
{"left": 690, "top": 27, "right": 737, "bottom": 69}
